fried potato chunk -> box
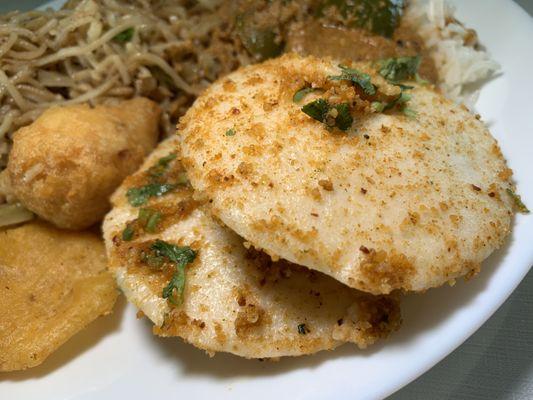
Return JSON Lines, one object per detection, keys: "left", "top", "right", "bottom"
{"left": 0, "top": 222, "right": 117, "bottom": 371}
{"left": 7, "top": 98, "right": 160, "bottom": 230}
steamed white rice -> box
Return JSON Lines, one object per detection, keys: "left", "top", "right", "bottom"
{"left": 405, "top": 0, "right": 500, "bottom": 106}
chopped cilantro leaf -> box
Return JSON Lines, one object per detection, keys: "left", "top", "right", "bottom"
{"left": 225, "top": 128, "right": 236, "bottom": 136}
{"left": 378, "top": 56, "right": 421, "bottom": 83}
{"left": 148, "top": 153, "right": 177, "bottom": 178}
{"left": 371, "top": 101, "right": 386, "bottom": 113}
{"left": 293, "top": 87, "right": 315, "bottom": 103}
{"left": 302, "top": 98, "right": 330, "bottom": 123}
{"left": 297, "top": 323, "right": 310, "bottom": 334}
{"left": 114, "top": 27, "right": 134, "bottom": 43}
{"left": 333, "top": 103, "right": 353, "bottom": 131}
{"left": 151, "top": 239, "right": 196, "bottom": 265}
{"left": 162, "top": 268, "right": 187, "bottom": 306}
{"left": 372, "top": 88, "right": 413, "bottom": 116}
{"left": 126, "top": 183, "right": 176, "bottom": 206}
{"left": 175, "top": 171, "right": 189, "bottom": 185}
{"left": 403, "top": 107, "right": 417, "bottom": 118}
{"left": 507, "top": 189, "right": 530, "bottom": 213}
{"left": 301, "top": 99, "right": 353, "bottom": 131}
{"left": 149, "top": 240, "right": 197, "bottom": 306}
{"left": 138, "top": 208, "right": 162, "bottom": 233}
{"left": 329, "top": 65, "right": 376, "bottom": 96}
{"left": 141, "top": 251, "right": 165, "bottom": 268}
{"left": 122, "top": 224, "right": 134, "bottom": 241}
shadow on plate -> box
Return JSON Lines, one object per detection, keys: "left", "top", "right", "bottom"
{"left": 391, "top": 268, "right": 533, "bottom": 399}
{"left": 0, "top": 295, "right": 127, "bottom": 382}
{"left": 391, "top": 227, "right": 514, "bottom": 346}
{"left": 138, "top": 231, "right": 515, "bottom": 379}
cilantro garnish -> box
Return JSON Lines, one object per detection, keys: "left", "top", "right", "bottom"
{"left": 334, "top": 103, "right": 354, "bottom": 131}
{"left": 122, "top": 224, "right": 135, "bottom": 241}
{"left": 114, "top": 27, "right": 134, "bottom": 43}
{"left": 225, "top": 128, "right": 236, "bottom": 136}
{"left": 126, "top": 183, "right": 176, "bottom": 207}
{"left": 149, "top": 240, "right": 197, "bottom": 306}
{"left": 302, "top": 99, "right": 353, "bottom": 131}
{"left": 329, "top": 65, "right": 376, "bottom": 96}
{"left": 507, "top": 189, "right": 530, "bottom": 213}
{"left": 138, "top": 208, "right": 162, "bottom": 233}
{"left": 148, "top": 153, "right": 177, "bottom": 178}
{"left": 293, "top": 87, "right": 316, "bottom": 103}
{"left": 302, "top": 99, "right": 329, "bottom": 123}
{"left": 371, "top": 88, "right": 414, "bottom": 117}
{"left": 378, "top": 56, "right": 422, "bottom": 83}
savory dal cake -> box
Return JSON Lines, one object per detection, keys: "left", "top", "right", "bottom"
{"left": 103, "top": 137, "right": 401, "bottom": 358}
{"left": 178, "top": 53, "right": 516, "bottom": 295}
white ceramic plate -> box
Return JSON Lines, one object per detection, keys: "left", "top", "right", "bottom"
{"left": 1, "top": 1, "right": 532, "bottom": 399}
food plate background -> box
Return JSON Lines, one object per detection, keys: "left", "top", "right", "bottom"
{"left": 1, "top": 1, "right": 532, "bottom": 399}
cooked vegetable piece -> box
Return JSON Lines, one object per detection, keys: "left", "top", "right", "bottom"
{"left": 316, "top": 0, "right": 404, "bottom": 38}
{"left": 7, "top": 98, "right": 160, "bottom": 230}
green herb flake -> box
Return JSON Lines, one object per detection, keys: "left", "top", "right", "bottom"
{"left": 141, "top": 251, "right": 165, "bottom": 269}
{"left": 302, "top": 98, "right": 330, "bottom": 123}
{"left": 114, "top": 27, "right": 134, "bottom": 43}
{"left": 373, "top": 88, "right": 414, "bottom": 115}
{"left": 149, "top": 240, "right": 197, "bottom": 306}
{"left": 507, "top": 189, "right": 530, "bottom": 213}
{"left": 302, "top": 99, "right": 353, "bottom": 131}
{"left": 126, "top": 183, "right": 176, "bottom": 207}
{"left": 225, "top": 128, "right": 236, "bottom": 136}
{"left": 175, "top": 171, "right": 189, "bottom": 185}
{"left": 333, "top": 103, "right": 353, "bottom": 131}
{"left": 122, "top": 224, "right": 135, "bottom": 241}
{"left": 293, "top": 87, "right": 315, "bottom": 103}
{"left": 371, "top": 101, "right": 386, "bottom": 113}
{"left": 297, "top": 323, "right": 310, "bottom": 335}
{"left": 138, "top": 208, "right": 162, "bottom": 233}
{"left": 148, "top": 153, "right": 177, "bottom": 178}
{"left": 403, "top": 108, "right": 417, "bottom": 118}
{"left": 378, "top": 56, "right": 421, "bottom": 83}
{"left": 329, "top": 65, "right": 376, "bottom": 96}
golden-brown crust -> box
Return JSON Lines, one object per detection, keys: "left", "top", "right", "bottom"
{"left": 179, "top": 53, "right": 515, "bottom": 294}
{"left": 103, "top": 136, "right": 402, "bottom": 358}
{"left": 7, "top": 98, "right": 160, "bottom": 230}
{"left": 0, "top": 222, "right": 117, "bottom": 371}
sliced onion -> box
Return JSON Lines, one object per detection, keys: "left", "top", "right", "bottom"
{"left": 0, "top": 203, "right": 34, "bottom": 228}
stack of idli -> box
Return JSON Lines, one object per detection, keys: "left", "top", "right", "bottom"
{"left": 103, "top": 54, "right": 517, "bottom": 359}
